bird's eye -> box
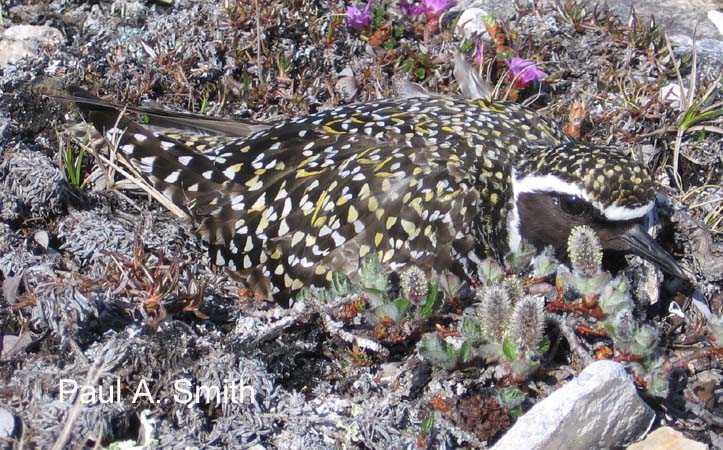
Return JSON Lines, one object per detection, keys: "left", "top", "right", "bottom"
{"left": 559, "top": 195, "right": 589, "bottom": 216}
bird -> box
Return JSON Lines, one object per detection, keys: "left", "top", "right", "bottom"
{"left": 67, "top": 87, "right": 685, "bottom": 307}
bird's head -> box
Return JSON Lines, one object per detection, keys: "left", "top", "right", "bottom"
{"left": 508, "top": 143, "right": 684, "bottom": 278}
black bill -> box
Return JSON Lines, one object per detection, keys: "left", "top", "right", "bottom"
{"left": 620, "top": 225, "right": 686, "bottom": 279}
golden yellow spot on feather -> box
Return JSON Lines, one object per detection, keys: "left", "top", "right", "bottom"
{"left": 382, "top": 249, "right": 394, "bottom": 263}
{"left": 311, "top": 189, "right": 330, "bottom": 225}
{"left": 291, "top": 231, "right": 304, "bottom": 247}
{"left": 313, "top": 215, "right": 327, "bottom": 228}
{"left": 401, "top": 219, "right": 419, "bottom": 240}
{"left": 347, "top": 205, "right": 359, "bottom": 222}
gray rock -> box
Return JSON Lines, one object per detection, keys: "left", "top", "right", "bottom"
{"left": 0, "top": 25, "right": 64, "bottom": 66}
{"left": 669, "top": 35, "right": 723, "bottom": 69}
{"left": 491, "top": 361, "right": 655, "bottom": 450}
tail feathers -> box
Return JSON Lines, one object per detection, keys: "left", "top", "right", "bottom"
{"left": 66, "top": 86, "right": 271, "bottom": 137}
{"left": 70, "top": 87, "right": 242, "bottom": 231}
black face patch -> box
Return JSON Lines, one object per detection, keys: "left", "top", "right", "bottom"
{"left": 516, "top": 191, "right": 642, "bottom": 254}
{"left": 514, "top": 190, "right": 682, "bottom": 279}
{"left": 518, "top": 192, "right": 583, "bottom": 252}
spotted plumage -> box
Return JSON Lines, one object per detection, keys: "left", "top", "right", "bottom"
{"left": 70, "top": 88, "right": 681, "bottom": 306}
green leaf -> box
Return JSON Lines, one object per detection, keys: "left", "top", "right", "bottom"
{"left": 458, "top": 341, "right": 472, "bottom": 363}
{"left": 415, "top": 68, "right": 427, "bottom": 80}
{"left": 459, "top": 40, "right": 475, "bottom": 53}
{"left": 421, "top": 417, "right": 434, "bottom": 436}
{"left": 505, "top": 239, "right": 536, "bottom": 271}
{"left": 645, "top": 358, "right": 671, "bottom": 398}
{"left": 395, "top": 298, "right": 411, "bottom": 317}
{"left": 574, "top": 271, "right": 612, "bottom": 295}
{"left": 419, "top": 334, "right": 457, "bottom": 369}
{"left": 502, "top": 335, "right": 518, "bottom": 361}
{"left": 61, "top": 142, "right": 86, "bottom": 188}
{"left": 372, "top": 7, "right": 385, "bottom": 28}
{"left": 509, "top": 405, "right": 522, "bottom": 418}
{"left": 497, "top": 386, "right": 525, "bottom": 409}
{"left": 373, "top": 303, "right": 402, "bottom": 323}
{"left": 445, "top": 342, "right": 458, "bottom": 360}
{"left": 496, "top": 50, "right": 514, "bottom": 61}
{"left": 478, "top": 258, "right": 504, "bottom": 284}
{"left": 681, "top": 106, "right": 723, "bottom": 131}
{"left": 461, "top": 317, "right": 485, "bottom": 340}
{"left": 598, "top": 275, "right": 631, "bottom": 316}
{"left": 296, "top": 287, "right": 311, "bottom": 302}
{"left": 533, "top": 246, "right": 558, "bottom": 278}
{"left": 630, "top": 324, "right": 658, "bottom": 356}
{"left": 420, "top": 282, "right": 438, "bottom": 318}
{"left": 538, "top": 336, "right": 550, "bottom": 354}
{"left": 361, "top": 255, "right": 386, "bottom": 291}
{"left": 331, "top": 271, "right": 352, "bottom": 296}
{"left": 383, "top": 40, "right": 395, "bottom": 50}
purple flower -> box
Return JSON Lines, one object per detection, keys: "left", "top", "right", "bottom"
{"left": 503, "top": 56, "right": 546, "bottom": 87}
{"left": 421, "top": 0, "right": 454, "bottom": 32}
{"left": 400, "top": 0, "right": 423, "bottom": 16}
{"left": 421, "top": 0, "right": 454, "bottom": 17}
{"left": 474, "top": 38, "right": 484, "bottom": 66}
{"left": 346, "top": 2, "right": 372, "bottom": 31}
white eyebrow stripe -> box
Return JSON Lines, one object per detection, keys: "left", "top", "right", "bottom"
{"left": 514, "top": 173, "right": 591, "bottom": 202}
{"left": 512, "top": 172, "right": 654, "bottom": 222}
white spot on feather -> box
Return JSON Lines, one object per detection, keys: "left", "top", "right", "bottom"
{"left": 164, "top": 171, "right": 180, "bottom": 183}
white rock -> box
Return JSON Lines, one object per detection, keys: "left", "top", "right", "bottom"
{"left": 0, "top": 407, "right": 14, "bottom": 438}
{"left": 659, "top": 83, "right": 689, "bottom": 112}
{"left": 626, "top": 426, "right": 708, "bottom": 450}
{"left": 34, "top": 230, "right": 49, "bottom": 250}
{"left": 708, "top": 10, "right": 723, "bottom": 36}
{"left": 491, "top": 360, "right": 654, "bottom": 450}
{"left": 335, "top": 75, "right": 359, "bottom": 103}
{"left": 0, "top": 25, "right": 64, "bottom": 66}
{"left": 455, "top": 8, "right": 490, "bottom": 40}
